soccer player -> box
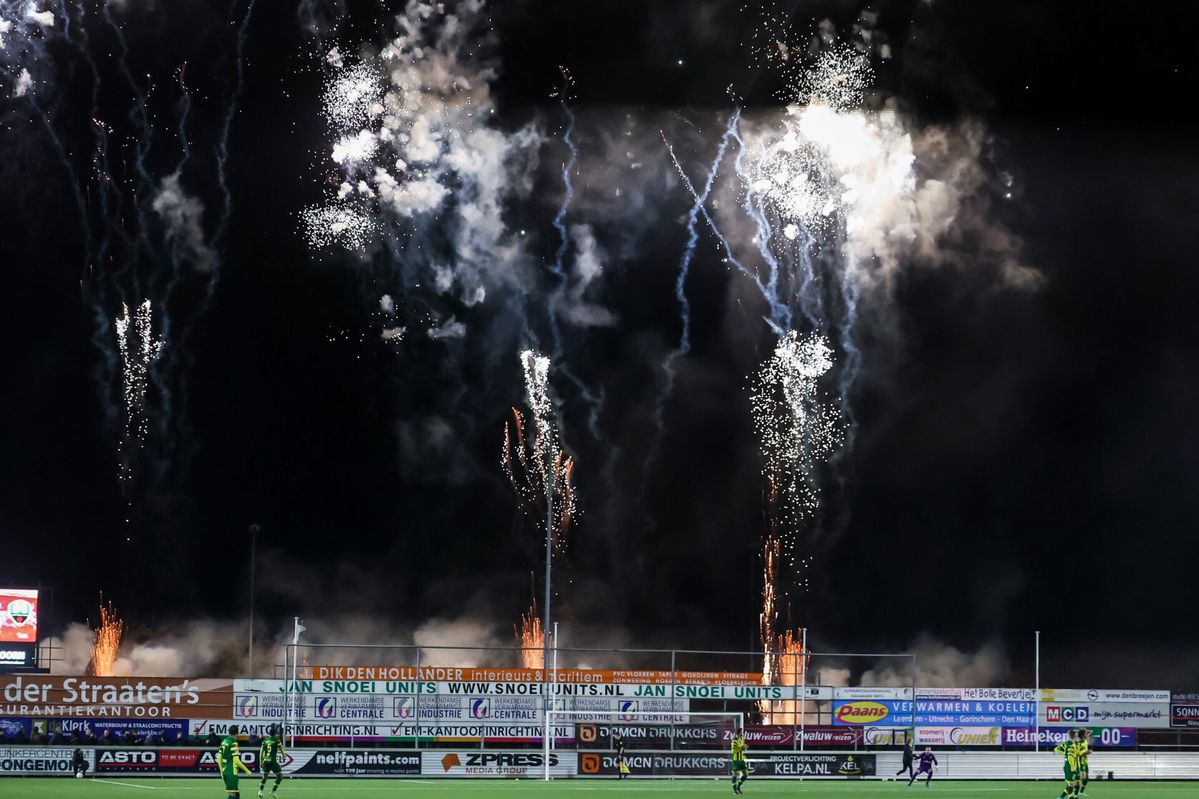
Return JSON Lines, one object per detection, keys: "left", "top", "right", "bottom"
{"left": 217, "top": 725, "right": 252, "bottom": 799}
{"left": 258, "top": 725, "right": 285, "bottom": 798}
{"left": 614, "top": 731, "right": 629, "bottom": 780}
{"left": 1076, "top": 729, "right": 1092, "bottom": 796}
{"left": 907, "top": 747, "right": 937, "bottom": 788}
{"left": 730, "top": 729, "right": 749, "bottom": 794}
{"left": 1054, "top": 729, "right": 1080, "bottom": 799}
{"left": 896, "top": 734, "right": 915, "bottom": 780}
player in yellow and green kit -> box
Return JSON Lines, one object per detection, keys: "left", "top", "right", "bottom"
{"left": 1076, "top": 728, "right": 1092, "bottom": 796}
{"left": 258, "top": 725, "right": 285, "bottom": 798}
{"left": 730, "top": 729, "right": 748, "bottom": 794}
{"left": 217, "top": 725, "right": 252, "bottom": 799}
{"left": 1054, "top": 729, "right": 1081, "bottom": 799}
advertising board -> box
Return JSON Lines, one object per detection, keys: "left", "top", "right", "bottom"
{"left": 238, "top": 677, "right": 769, "bottom": 702}
{"left": 578, "top": 751, "right": 875, "bottom": 777}
{"left": 833, "top": 699, "right": 1034, "bottom": 727}
{"left": 914, "top": 726, "right": 1002, "bottom": 746}
{"left": 1002, "top": 727, "right": 1137, "bottom": 747}
{"left": 0, "top": 747, "right": 88, "bottom": 775}
{"left": 0, "top": 590, "right": 38, "bottom": 644}
{"left": 1171, "top": 703, "right": 1199, "bottom": 728}
{"left": 44, "top": 717, "right": 189, "bottom": 740}
{"left": 1039, "top": 689, "right": 1170, "bottom": 704}
{"left": 312, "top": 667, "right": 762, "bottom": 685}
{"left": 190, "top": 718, "right": 574, "bottom": 743}
{"left": 0, "top": 676, "right": 232, "bottom": 719}
{"left": 423, "top": 750, "right": 576, "bottom": 777}
{"left": 1037, "top": 702, "right": 1171, "bottom": 728}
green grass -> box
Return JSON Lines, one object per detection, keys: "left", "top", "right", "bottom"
{"left": 0, "top": 779, "right": 1195, "bottom": 798}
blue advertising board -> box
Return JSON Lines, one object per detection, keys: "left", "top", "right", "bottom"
{"left": 833, "top": 699, "right": 1035, "bottom": 727}
{"left": 0, "top": 717, "right": 32, "bottom": 738}
{"left": 45, "top": 718, "right": 189, "bottom": 739}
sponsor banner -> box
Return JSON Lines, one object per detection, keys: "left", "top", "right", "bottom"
{"left": 0, "top": 676, "right": 233, "bottom": 719}
{"left": 293, "top": 750, "right": 419, "bottom": 776}
{"left": 424, "top": 750, "right": 576, "bottom": 778}
{"left": 0, "top": 646, "right": 36, "bottom": 669}
{"left": 238, "top": 677, "right": 774, "bottom": 702}
{"left": 730, "top": 725, "right": 861, "bottom": 748}
{"left": 45, "top": 717, "right": 189, "bottom": 740}
{"left": 1171, "top": 703, "right": 1199, "bottom": 728}
{"left": 1172, "top": 691, "right": 1199, "bottom": 703}
{"left": 575, "top": 723, "right": 858, "bottom": 750}
{"left": 834, "top": 699, "right": 1035, "bottom": 727}
{"left": 0, "top": 747, "right": 90, "bottom": 775}
{"left": 916, "top": 688, "right": 1037, "bottom": 702}
{"left": 915, "top": 726, "right": 1003, "bottom": 746}
{"left": 1038, "top": 702, "right": 1171, "bottom": 728}
{"left": 1040, "top": 689, "right": 1171, "bottom": 704}
{"left": 311, "top": 667, "right": 762, "bottom": 686}
{"left": 0, "top": 589, "right": 38, "bottom": 644}
{"left": 578, "top": 751, "right": 875, "bottom": 778}
{"left": 0, "top": 717, "right": 32, "bottom": 738}
{"left": 1003, "top": 727, "right": 1137, "bottom": 748}
{"left": 833, "top": 687, "right": 912, "bottom": 700}
{"left": 190, "top": 718, "right": 574, "bottom": 743}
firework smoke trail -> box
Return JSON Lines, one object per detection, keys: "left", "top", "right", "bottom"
{"left": 547, "top": 66, "right": 577, "bottom": 315}
{"left": 88, "top": 599, "right": 124, "bottom": 677}
{"left": 213, "top": 0, "right": 257, "bottom": 250}
{"left": 662, "top": 113, "right": 738, "bottom": 371}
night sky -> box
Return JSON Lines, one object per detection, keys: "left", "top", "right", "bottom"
{"left": 1, "top": 0, "right": 1197, "bottom": 686}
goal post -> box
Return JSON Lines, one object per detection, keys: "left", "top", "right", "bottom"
{"left": 542, "top": 709, "right": 746, "bottom": 781}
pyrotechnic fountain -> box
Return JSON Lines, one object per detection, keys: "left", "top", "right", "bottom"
{"left": 88, "top": 600, "right": 124, "bottom": 677}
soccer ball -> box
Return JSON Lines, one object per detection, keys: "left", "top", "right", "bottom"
{"left": 75, "top": 772, "right": 83, "bottom": 779}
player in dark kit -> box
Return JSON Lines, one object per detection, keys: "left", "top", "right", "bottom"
{"left": 896, "top": 734, "right": 915, "bottom": 780}
{"left": 908, "top": 747, "right": 937, "bottom": 788}
{"left": 217, "top": 725, "right": 252, "bottom": 799}
{"left": 258, "top": 725, "right": 286, "bottom": 797}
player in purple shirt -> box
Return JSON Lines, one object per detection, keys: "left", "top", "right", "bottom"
{"left": 907, "top": 747, "right": 937, "bottom": 788}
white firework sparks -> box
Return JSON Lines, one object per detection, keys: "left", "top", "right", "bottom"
{"left": 502, "top": 350, "right": 576, "bottom": 553}
{"left": 300, "top": 205, "right": 378, "bottom": 250}
{"left": 750, "top": 331, "right": 841, "bottom": 548}
{"left": 331, "top": 129, "right": 379, "bottom": 165}
{"left": 302, "top": 1, "right": 540, "bottom": 312}
{"left": 322, "top": 61, "right": 384, "bottom": 131}
{"left": 114, "top": 300, "right": 163, "bottom": 486}
{"left": 791, "top": 44, "right": 873, "bottom": 110}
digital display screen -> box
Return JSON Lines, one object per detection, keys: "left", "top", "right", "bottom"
{"left": 0, "top": 589, "right": 39, "bottom": 644}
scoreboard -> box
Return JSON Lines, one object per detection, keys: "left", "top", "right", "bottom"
{"left": 0, "top": 589, "right": 40, "bottom": 671}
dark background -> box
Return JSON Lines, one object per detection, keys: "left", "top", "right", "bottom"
{"left": 1, "top": 0, "right": 1197, "bottom": 685}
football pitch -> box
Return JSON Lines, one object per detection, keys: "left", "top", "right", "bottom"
{"left": 1, "top": 780, "right": 1196, "bottom": 798}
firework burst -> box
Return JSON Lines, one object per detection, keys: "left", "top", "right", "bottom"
{"left": 751, "top": 331, "right": 841, "bottom": 543}
{"left": 88, "top": 599, "right": 124, "bottom": 677}
{"left": 502, "top": 351, "right": 576, "bottom": 553}
{"left": 515, "top": 598, "right": 545, "bottom": 669}
{"left": 114, "top": 300, "right": 163, "bottom": 491}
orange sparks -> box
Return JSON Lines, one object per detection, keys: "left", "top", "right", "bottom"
{"left": 89, "top": 599, "right": 124, "bottom": 677}
{"left": 516, "top": 599, "right": 544, "bottom": 669}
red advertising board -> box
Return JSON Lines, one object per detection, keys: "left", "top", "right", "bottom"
{"left": 0, "top": 590, "right": 38, "bottom": 644}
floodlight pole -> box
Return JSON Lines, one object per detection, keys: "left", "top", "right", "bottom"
{"left": 1035, "top": 630, "right": 1041, "bottom": 752}
{"left": 799, "top": 626, "right": 807, "bottom": 752}
{"left": 248, "top": 524, "right": 259, "bottom": 674}
{"left": 542, "top": 476, "right": 553, "bottom": 782}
